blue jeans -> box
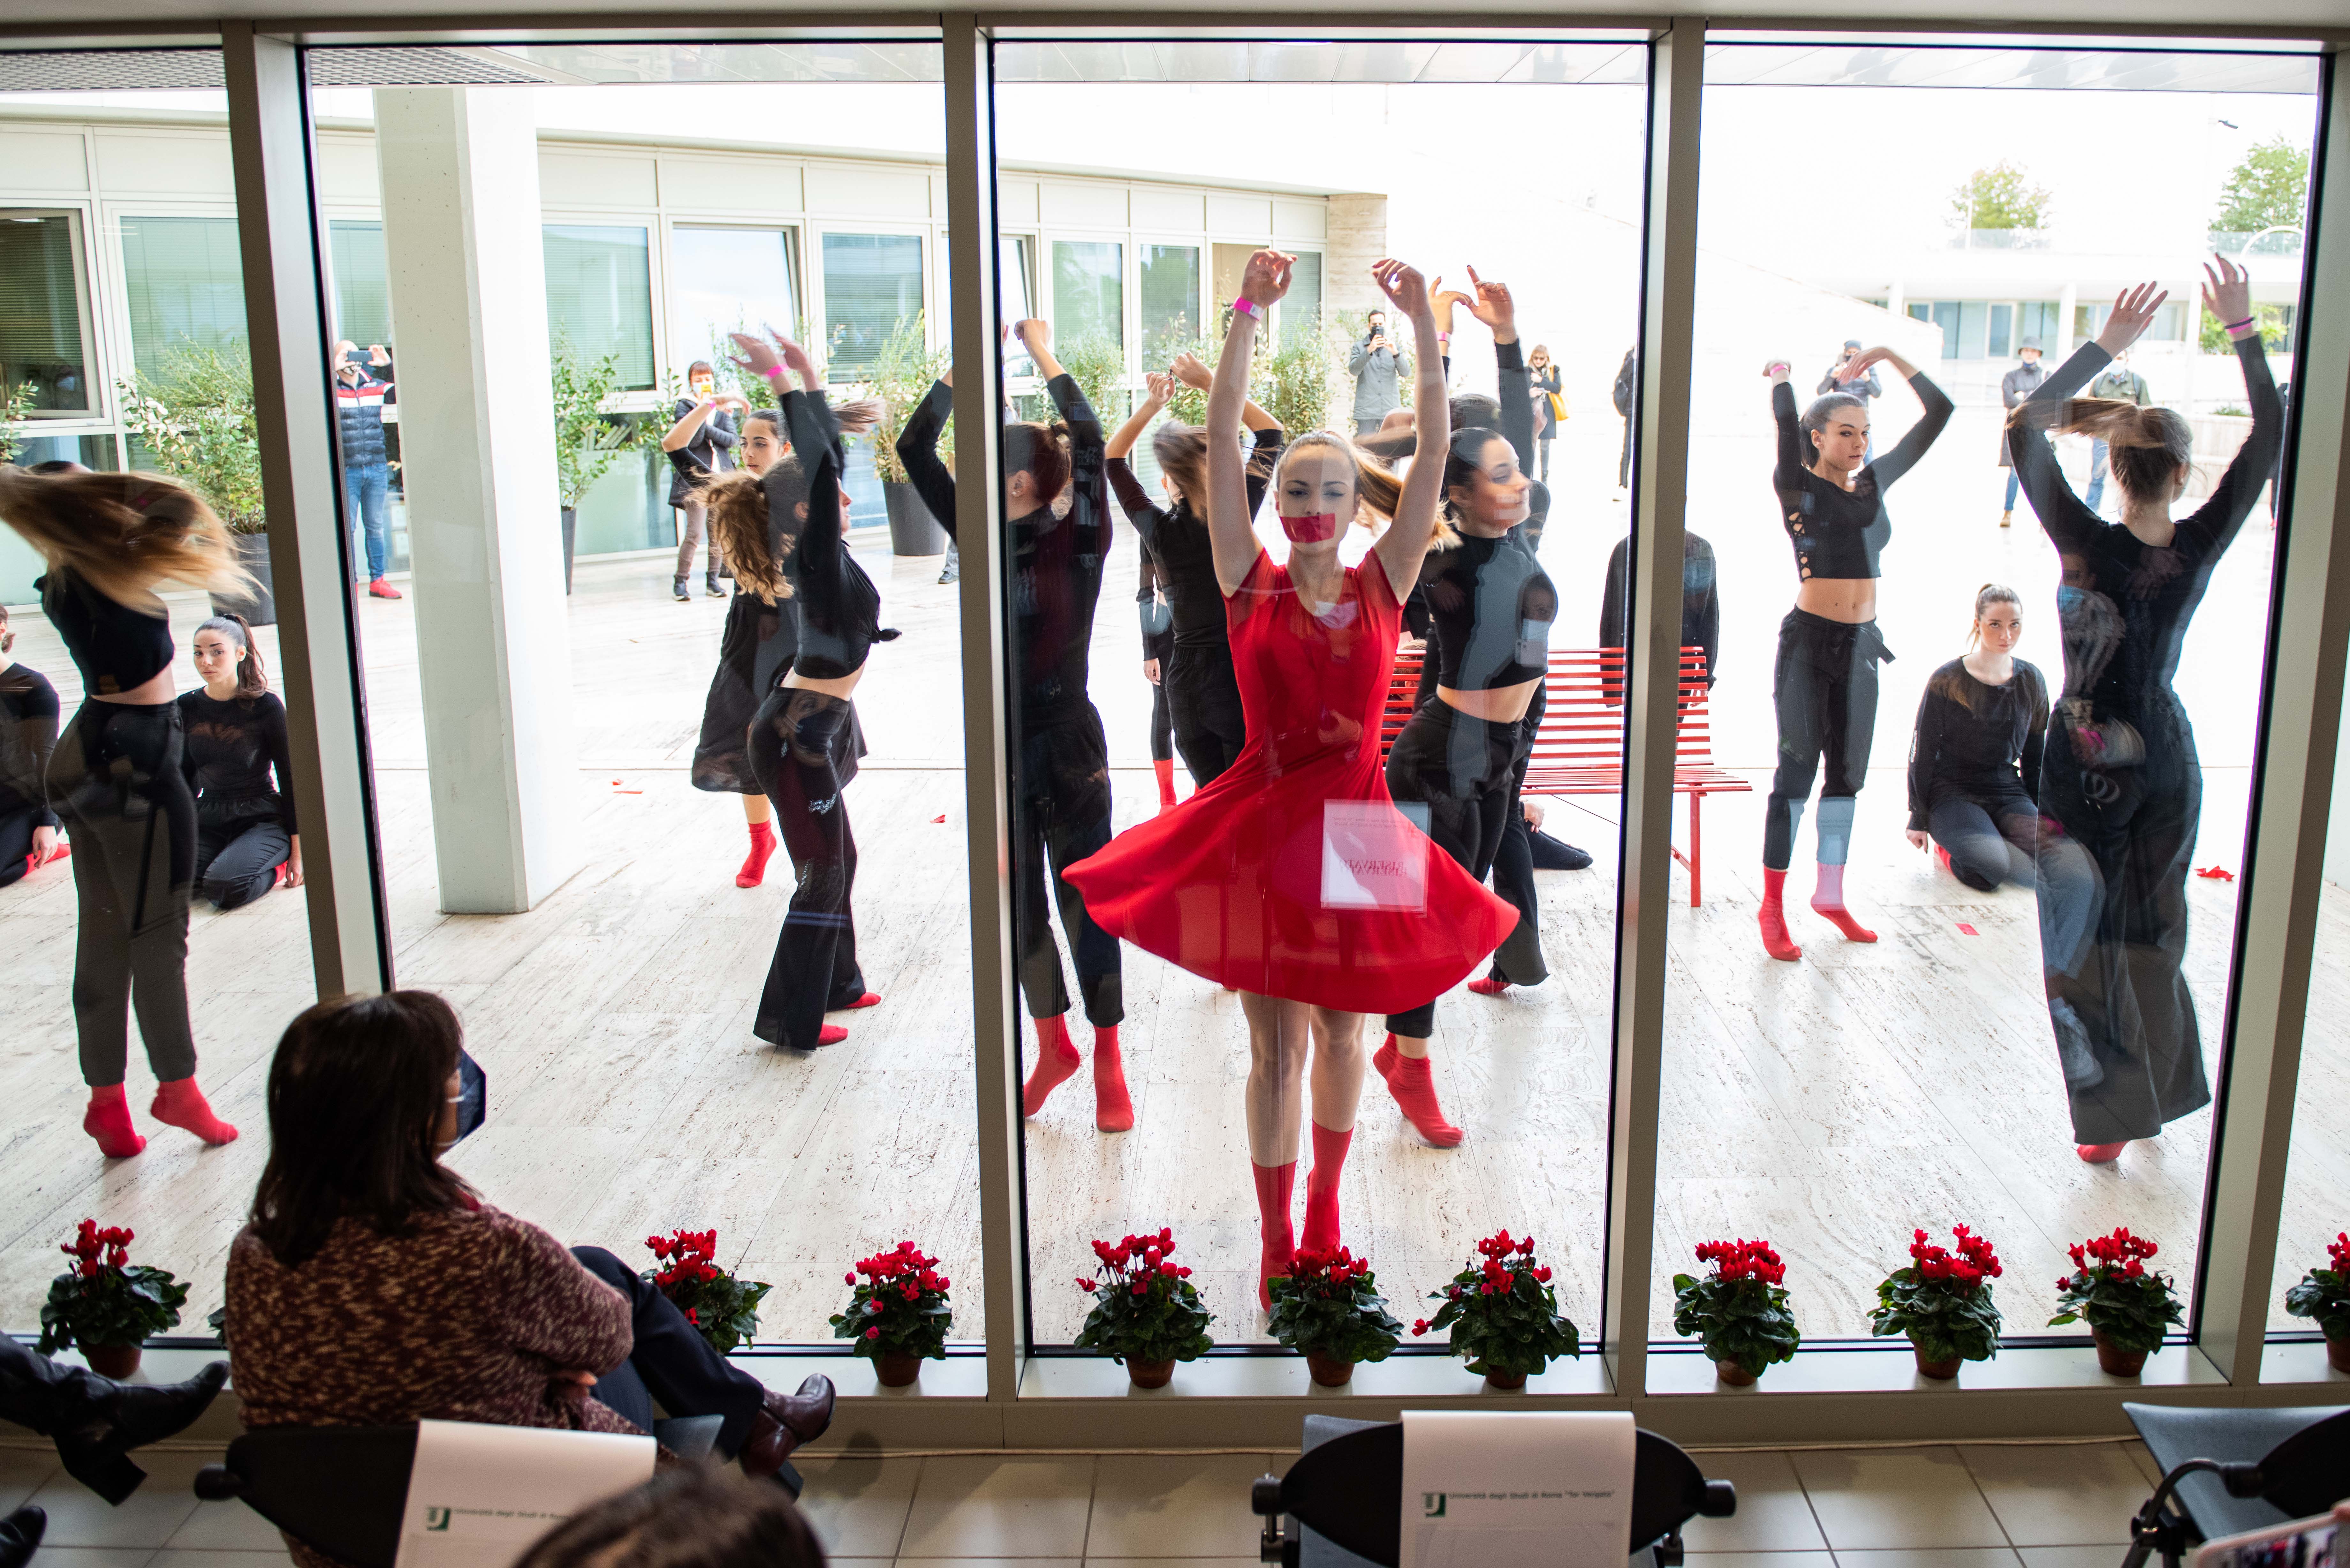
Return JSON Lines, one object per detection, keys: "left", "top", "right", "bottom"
{"left": 343, "top": 460, "right": 390, "bottom": 582}
{"left": 2004, "top": 469, "right": 2021, "bottom": 509}
{"left": 2083, "top": 438, "right": 2110, "bottom": 515}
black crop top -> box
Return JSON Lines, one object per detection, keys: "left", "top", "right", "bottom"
{"left": 1108, "top": 428, "right": 1282, "bottom": 650}
{"left": 178, "top": 688, "right": 299, "bottom": 833}
{"left": 38, "top": 571, "right": 176, "bottom": 696}
{"left": 1906, "top": 658, "right": 2049, "bottom": 830}
{"left": 1770, "top": 372, "right": 1951, "bottom": 582}
{"left": 0, "top": 662, "right": 61, "bottom": 829}
{"left": 1418, "top": 531, "right": 1557, "bottom": 690}
{"left": 772, "top": 388, "right": 896, "bottom": 681}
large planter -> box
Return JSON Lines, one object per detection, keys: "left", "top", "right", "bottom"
{"left": 561, "top": 507, "right": 578, "bottom": 595}
{"left": 2093, "top": 1329, "right": 2149, "bottom": 1379}
{"left": 1910, "top": 1338, "right": 1962, "bottom": 1381}
{"left": 2328, "top": 1334, "right": 2350, "bottom": 1375}
{"left": 1125, "top": 1357, "right": 1175, "bottom": 1390}
{"left": 875, "top": 1350, "right": 921, "bottom": 1388}
{"left": 1304, "top": 1350, "right": 1354, "bottom": 1389}
{"left": 83, "top": 1342, "right": 142, "bottom": 1379}
{"left": 1714, "top": 1358, "right": 1758, "bottom": 1388}
{"left": 210, "top": 533, "right": 277, "bottom": 627}
{"left": 883, "top": 481, "right": 946, "bottom": 557}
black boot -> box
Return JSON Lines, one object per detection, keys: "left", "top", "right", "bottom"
{"left": 673, "top": 576, "right": 691, "bottom": 602}
{"left": 706, "top": 571, "right": 725, "bottom": 598}
{"left": 0, "top": 1506, "right": 44, "bottom": 1568}
{"left": 0, "top": 1342, "right": 230, "bottom": 1504}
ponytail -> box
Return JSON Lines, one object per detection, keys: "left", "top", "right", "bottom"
{"left": 196, "top": 611, "right": 269, "bottom": 698}
{"left": 2010, "top": 397, "right": 2193, "bottom": 503}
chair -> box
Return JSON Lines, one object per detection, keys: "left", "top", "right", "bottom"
{"left": 1250, "top": 1414, "right": 1735, "bottom": 1568}
{"left": 2120, "top": 1402, "right": 2349, "bottom": 1567}
{"left": 192, "top": 1416, "right": 752, "bottom": 1568}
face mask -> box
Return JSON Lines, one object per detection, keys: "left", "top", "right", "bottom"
{"left": 692, "top": 380, "right": 714, "bottom": 398}
{"left": 1281, "top": 512, "right": 1338, "bottom": 544}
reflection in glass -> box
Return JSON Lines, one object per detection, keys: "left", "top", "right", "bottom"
{"left": 1139, "top": 243, "right": 1199, "bottom": 360}
{"left": 0, "top": 213, "right": 91, "bottom": 412}
{"left": 1053, "top": 239, "right": 1124, "bottom": 350}
{"left": 672, "top": 225, "right": 800, "bottom": 367}
{"left": 542, "top": 224, "right": 655, "bottom": 389}
{"left": 328, "top": 219, "right": 392, "bottom": 348}
{"left": 821, "top": 231, "right": 922, "bottom": 380}
{"left": 119, "top": 215, "right": 246, "bottom": 378}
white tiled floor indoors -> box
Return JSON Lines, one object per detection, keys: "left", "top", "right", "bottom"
{"left": 4, "top": 1436, "right": 2180, "bottom": 1567}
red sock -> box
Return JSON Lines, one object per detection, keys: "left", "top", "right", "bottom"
{"left": 841, "top": 991, "right": 881, "bottom": 1010}
{"left": 1811, "top": 863, "right": 1877, "bottom": 942}
{"left": 1372, "top": 1037, "right": 1464, "bottom": 1148}
{"left": 150, "top": 1078, "right": 237, "bottom": 1145}
{"left": 1021, "top": 1015, "right": 1082, "bottom": 1117}
{"left": 736, "top": 819, "right": 778, "bottom": 888}
{"left": 83, "top": 1084, "right": 146, "bottom": 1158}
{"left": 1252, "top": 1159, "right": 1296, "bottom": 1310}
{"left": 2076, "top": 1141, "right": 2126, "bottom": 1164}
{"left": 1759, "top": 867, "right": 1803, "bottom": 961}
{"left": 817, "top": 1024, "right": 848, "bottom": 1045}
{"left": 1092, "top": 1025, "right": 1133, "bottom": 1132}
{"left": 1153, "top": 758, "right": 1178, "bottom": 812}
{"left": 1300, "top": 1122, "right": 1352, "bottom": 1253}
{"left": 1467, "top": 977, "right": 1510, "bottom": 997}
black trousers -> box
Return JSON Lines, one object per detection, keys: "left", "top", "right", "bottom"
{"left": 0, "top": 805, "right": 35, "bottom": 888}
{"left": 1147, "top": 628, "right": 1174, "bottom": 764}
{"left": 193, "top": 817, "right": 290, "bottom": 910}
{"left": 1764, "top": 608, "right": 1889, "bottom": 871}
{"left": 748, "top": 690, "right": 867, "bottom": 1051}
{"left": 1926, "top": 791, "right": 2038, "bottom": 893}
{"left": 1383, "top": 696, "right": 1539, "bottom": 1037}
{"left": 1013, "top": 706, "right": 1123, "bottom": 1027}
{"left": 0, "top": 1338, "right": 165, "bottom": 1503}
{"left": 1164, "top": 640, "right": 1248, "bottom": 787}
{"left": 54, "top": 702, "right": 197, "bottom": 1088}
{"left": 570, "top": 1246, "right": 766, "bottom": 1458}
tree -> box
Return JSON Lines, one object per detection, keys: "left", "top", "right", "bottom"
{"left": 2213, "top": 135, "right": 2308, "bottom": 235}
{"left": 117, "top": 344, "right": 266, "bottom": 533}
{"left": 549, "top": 332, "right": 641, "bottom": 509}
{"left": 1949, "top": 161, "right": 2051, "bottom": 231}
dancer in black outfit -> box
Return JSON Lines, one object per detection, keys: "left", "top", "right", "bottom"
{"left": 1139, "top": 541, "right": 1178, "bottom": 812}
{"left": 178, "top": 614, "right": 300, "bottom": 909}
{"left": 1105, "top": 355, "right": 1283, "bottom": 791}
{"left": 0, "top": 604, "right": 67, "bottom": 889}
{"left": 898, "top": 320, "right": 1132, "bottom": 1132}
{"left": 0, "top": 466, "right": 244, "bottom": 1157}
{"left": 1378, "top": 268, "right": 1556, "bottom": 1149}
{"left": 714, "top": 332, "right": 892, "bottom": 1052}
{"left": 1756, "top": 345, "right": 1952, "bottom": 961}
{"left": 1904, "top": 585, "right": 2048, "bottom": 892}
{"left": 693, "top": 410, "right": 794, "bottom": 891}
{"left": 2008, "top": 264, "right": 2280, "bottom": 1164}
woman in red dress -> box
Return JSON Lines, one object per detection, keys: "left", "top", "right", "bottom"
{"left": 1065, "top": 252, "right": 1515, "bottom": 1306}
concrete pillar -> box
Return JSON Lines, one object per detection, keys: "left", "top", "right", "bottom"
{"left": 373, "top": 86, "right": 582, "bottom": 914}
{"left": 1322, "top": 193, "right": 1388, "bottom": 424}
{"left": 1885, "top": 279, "right": 1905, "bottom": 319}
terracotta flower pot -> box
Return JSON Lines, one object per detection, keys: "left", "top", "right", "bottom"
{"left": 2324, "top": 1333, "right": 2350, "bottom": 1375}
{"left": 83, "top": 1342, "right": 142, "bottom": 1379}
{"left": 1305, "top": 1351, "right": 1354, "bottom": 1388}
{"left": 2093, "top": 1329, "right": 2148, "bottom": 1378}
{"left": 1483, "top": 1366, "right": 1529, "bottom": 1391}
{"left": 875, "top": 1350, "right": 921, "bottom": 1388}
{"left": 1714, "top": 1357, "right": 1758, "bottom": 1387}
{"left": 1126, "top": 1357, "right": 1176, "bottom": 1390}
{"left": 1910, "top": 1339, "right": 1963, "bottom": 1381}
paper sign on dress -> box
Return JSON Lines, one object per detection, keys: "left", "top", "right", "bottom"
{"left": 1321, "top": 799, "right": 1429, "bottom": 911}
{"left": 1398, "top": 1409, "right": 1635, "bottom": 1568}
{"left": 393, "top": 1420, "right": 656, "bottom": 1568}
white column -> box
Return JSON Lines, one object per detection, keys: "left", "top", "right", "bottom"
{"left": 373, "top": 86, "right": 582, "bottom": 914}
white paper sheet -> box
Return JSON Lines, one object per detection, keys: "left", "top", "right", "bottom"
{"left": 1321, "top": 799, "right": 1429, "bottom": 911}
{"left": 1398, "top": 1410, "right": 1636, "bottom": 1568}
{"left": 393, "top": 1419, "right": 657, "bottom": 1568}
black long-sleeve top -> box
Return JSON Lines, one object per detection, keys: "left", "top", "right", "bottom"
{"left": 2013, "top": 333, "right": 2281, "bottom": 731}
{"left": 39, "top": 570, "right": 175, "bottom": 696}
{"left": 1108, "top": 428, "right": 1282, "bottom": 650}
{"left": 899, "top": 373, "right": 1112, "bottom": 718}
{"left": 1771, "top": 371, "right": 1952, "bottom": 581}
{"left": 177, "top": 688, "right": 298, "bottom": 833}
{"left": 1906, "top": 658, "right": 2048, "bottom": 829}
{"left": 0, "top": 662, "right": 61, "bottom": 829}
{"left": 772, "top": 388, "right": 891, "bottom": 681}
{"left": 1599, "top": 531, "right": 1720, "bottom": 689}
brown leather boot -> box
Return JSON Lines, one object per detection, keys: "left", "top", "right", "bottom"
{"left": 736, "top": 1374, "right": 835, "bottom": 1478}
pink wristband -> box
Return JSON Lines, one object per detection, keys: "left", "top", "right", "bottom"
{"left": 763, "top": 364, "right": 788, "bottom": 381}
{"left": 1231, "top": 297, "right": 1263, "bottom": 320}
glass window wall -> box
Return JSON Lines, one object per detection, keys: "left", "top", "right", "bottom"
{"left": 0, "top": 210, "right": 92, "bottom": 413}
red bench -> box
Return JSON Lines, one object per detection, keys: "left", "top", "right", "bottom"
{"left": 1379, "top": 646, "right": 1749, "bottom": 907}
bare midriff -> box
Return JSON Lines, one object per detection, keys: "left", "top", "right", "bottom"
{"left": 90, "top": 671, "right": 178, "bottom": 706}
{"left": 1795, "top": 577, "right": 1876, "bottom": 624}
{"left": 1437, "top": 677, "right": 1540, "bottom": 724}
{"left": 783, "top": 667, "right": 862, "bottom": 700}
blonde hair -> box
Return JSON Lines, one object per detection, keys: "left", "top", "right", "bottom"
{"left": 1150, "top": 421, "right": 1277, "bottom": 513}
{"left": 0, "top": 466, "right": 248, "bottom": 608}
{"left": 2010, "top": 398, "right": 2193, "bottom": 503}
{"left": 701, "top": 399, "right": 880, "bottom": 604}
{"left": 1270, "top": 430, "right": 1408, "bottom": 529}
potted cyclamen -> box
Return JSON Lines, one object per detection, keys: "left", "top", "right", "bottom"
{"left": 1869, "top": 1225, "right": 2004, "bottom": 1379}
{"left": 2281, "top": 1230, "right": 2350, "bottom": 1374}
{"left": 640, "top": 1229, "right": 770, "bottom": 1354}
{"left": 1413, "top": 1229, "right": 1581, "bottom": 1391}
{"left": 37, "top": 1220, "right": 190, "bottom": 1379}
{"left": 1073, "top": 1228, "right": 1214, "bottom": 1389}
{"left": 1267, "top": 1246, "right": 1404, "bottom": 1387}
{"left": 830, "top": 1241, "right": 953, "bottom": 1388}
{"left": 2049, "top": 1226, "right": 2183, "bottom": 1378}
{"left": 1672, "top": 1238, "right": 1800, "bottom": 1387}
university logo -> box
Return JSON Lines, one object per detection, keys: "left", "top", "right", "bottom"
{"left": 1421, "top": 1492, "right": 1447, "bottom": 1518}
{"left": 424, "top": 1507, "right": 452, "bottom": 1532}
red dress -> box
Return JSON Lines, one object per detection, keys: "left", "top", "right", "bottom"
{"left": 1065, "top": 549, "right": 1516, "bottom": 1014}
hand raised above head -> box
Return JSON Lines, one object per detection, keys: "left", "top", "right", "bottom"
{"left": 1462, "top": 265, "right": 1515, "bottom": 333}
{"left": 1371, "top": 258, "right": 1430, "bottom": 318}
{"left": 1762, "top": 358, "right": 1792, "bottom": 382}
{"left": 2094, "top": 281, "right": 2168, "bottom": 357}
{"left": 1170, "top": 351, "right": 1213, "bottom": 390}
{"left": 1014, "top": 318, "right": 1052, "bottom": 352}
{"left": 2201, "top": 254, "right": 2253, "bottom": 334}
{"left": 728, "top": 330, "right": 783, "bottom": 383}
{"left": 1143, "top": 370, "right": 1176, "bottom": 407}
{"left": 1239, "top": 249, "right": 1294, "bottom": 308}
{"left": 766, "top": 328, "right": 819, "bottom": 385}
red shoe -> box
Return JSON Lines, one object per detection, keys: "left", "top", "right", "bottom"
{"left": 1933, "top": 843, "right": 1953, "bottom": 878}
{"left": 1252, "top": 1160, "right": 1296, "bottom": 1310}
{"left": 1021, "top": 1015, "right": 1081, "bottom": 1117}
{"left": 1759, "top": 868, "right": 1802, "bottom": 961}
{"left": 816, "top": 1024, "right": 849, "bottom": 1045}
{"left": 152, "top": 1078, "right": 238, "bottom": 1145}
{"left": 1092, "top": 1025, "right": 1134, "bottom": 1133}
{"left": 368, "top": 578, "right": 403, "bottom": 600}
{"left": 2076, "top": 1142, "right": 2127, "bottom": 1164}
{"left": 1153, "top": 757, "right": 1179, "bottom": 815}
{"left": 1372, "top": 1037, "right": 1464, "bottom": 1148}
{"left": 842, "top": 992, "right": 881, "bottom": 1010}
{"left": 1467, "top": 977, "right": 1510, "bottom": 998}
{"left": 83, "top": 1085, "right": 146, "bottom": 1158}
{"left": 736, "top": 820, "right": 778, "bottom": 888}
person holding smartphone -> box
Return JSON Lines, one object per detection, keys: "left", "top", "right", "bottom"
{"left": 1348, "top": 308, "right": 1413, "bottom": 436}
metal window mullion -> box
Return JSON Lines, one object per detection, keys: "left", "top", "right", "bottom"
{"left": 2196, "top": 48, "right": 2350, "bottom": 1386}
{"left": 221, "top": 22, "right": 391, "bottom": 1001}
{"left": 943, "top": 13, "right": 1026, "bottom": 1405}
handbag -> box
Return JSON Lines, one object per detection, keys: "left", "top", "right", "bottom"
{"left": 1547, "top": 391, "right": 1569, "bottom": 423}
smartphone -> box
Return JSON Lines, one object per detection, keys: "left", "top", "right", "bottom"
{"left": 451, "top": 1049, "right": 489, "bottom": 1145}
{"left": 2194, "top": 1512, "right": 2337, "bottom": 1568}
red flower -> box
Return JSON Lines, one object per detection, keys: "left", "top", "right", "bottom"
{"left": 1076, "top": 1277, "right": 1096, "bottom": 1292}
{"left": 1412, "top": 1319, "right": 1430, "bottom": 1335}
{"left": 1534, "top": 1266, "right": 1552, "bottom": 1283}
{"left": 865, "top": 1326, "right": 880, "bottom": 1340}
{"left": 2329, "top": 1232, "right": 2350, "bottom": 1273}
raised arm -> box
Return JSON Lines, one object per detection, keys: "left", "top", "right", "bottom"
{"left": 661, "top": 397, "right": 722, "bottom": 453}
{"left": 1107, "top": 370, "right": 1172, "bottom": 462}
{"left": 1765, "top": 360, "right": 1806, "bottom": 488}
{"left": 896, "top": 375, "right": 959, "bottom": 540}
{"left": 2017, "top": 282, "right": 2169, "bottom": 550}
{"left": 1207, "top": 251, "right": 1290, "bottom": 594}
{"left": 1371, "top": 260, "right": 1451, "bottom": 595}
{"left": 2186, "top": 257, "right": 2285, "bottom": 556}
{"left": 1838, "top": 347, "right": 1949, "bottom": 487}
{"left": 1452, "top": 267, "right": 1533, "bottom": 471}
{"left": 1171, "top": 351, "right": 1278, "bottom": 433}
{"left": 1026, "top": 319, "right": 1110, "bottom": 560}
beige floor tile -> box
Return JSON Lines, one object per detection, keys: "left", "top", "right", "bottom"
{"left": 898, "top": 1456, "right": 1095, "bottom": 1559}
{"left": 1957, "top": 1443, "right": 2148, "bottom": 1546}
{"left": 2122, "top": 1443, "right": 2164, "bottom": 1487}
{"left": 1681, "top": 1451, "right": 1829, "bottom": 1552}
{"left": 163, "top": 1500, "right": 294, "bottom": 1552}
{"left": 791, "top": 1453, "right": 921, "bottom": 1560}
{"left": 1085, "top": 1454, "right": 1276, "bottom": 1558}
{"left": 1788, "top": 1449, "right": 2005, "bottom": 1550}
{"left": 2018, "top": 1549, "right": 2136, "bottom": 1568}
{"left": 149, "top": 1552, "right": 294, "bottom": 1568}
{"left": 1829, "top": 1553, "right": 2022, "bottom": 1568}
{"left": 25, "top": 1550, "right": 158, "bottom": 1568}
{"left": 0, "top": 1449, "right": 60, "bottom": 1513}
{"left": 1083, "top": 1560, "right": 1263, "bottom": 1568}
{"left": 898, "top": 1560, "right": 1081, "bottom": 1568}
{"left": 1686, "top": 1556, "right": 1836, "bottom": 1568}
{"left": 23, "top": 1467, "right": 201, "bottom": 1551}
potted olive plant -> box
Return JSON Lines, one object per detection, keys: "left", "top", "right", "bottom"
{"left": 864, "top": 314, "right": 950, "bottom": 556}
{"left": 2284, "top": 1231, "right": 2350, "bottom": 1373}
{"left": 1672, "top": 1238, "right": 1800, "bottom": 1386}
{"left": 1869, "top": 1225, "right": 2004, "bottom": 1379}
{"left": 550, "top": 333, "right": 641, "bottom": 594}
{"left": 118, "top": 344, "right": 273, "bottom": 624}
{"left": 1267, "top": 1246, "right": 1404, "bottom": 1387}
{"left": 1413, "top": 1229, "right": 1581, "bottom": 1391}
{"left": 2049, "top": 1226, "right": 2182, "bottom": 1378}
{"left": 1072, "top": 1228, "right": 1213, "bottom": 1389}
{"left": 641, "top": 1228, "right": 770, "bottom": 1355}
{"left": 37, "top": 1220, "right": 189, "bottom": 1378}
{"left": 830, "top": 1240, "right": 954, "bottom": 1387}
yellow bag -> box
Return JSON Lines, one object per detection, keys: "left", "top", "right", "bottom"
{"left": 1547, "top": 392, "right": 1569, "bottom": 423}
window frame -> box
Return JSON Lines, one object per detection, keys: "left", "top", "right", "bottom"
{"left": 0, "top": 203, "right": 101, "bottom": 420}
